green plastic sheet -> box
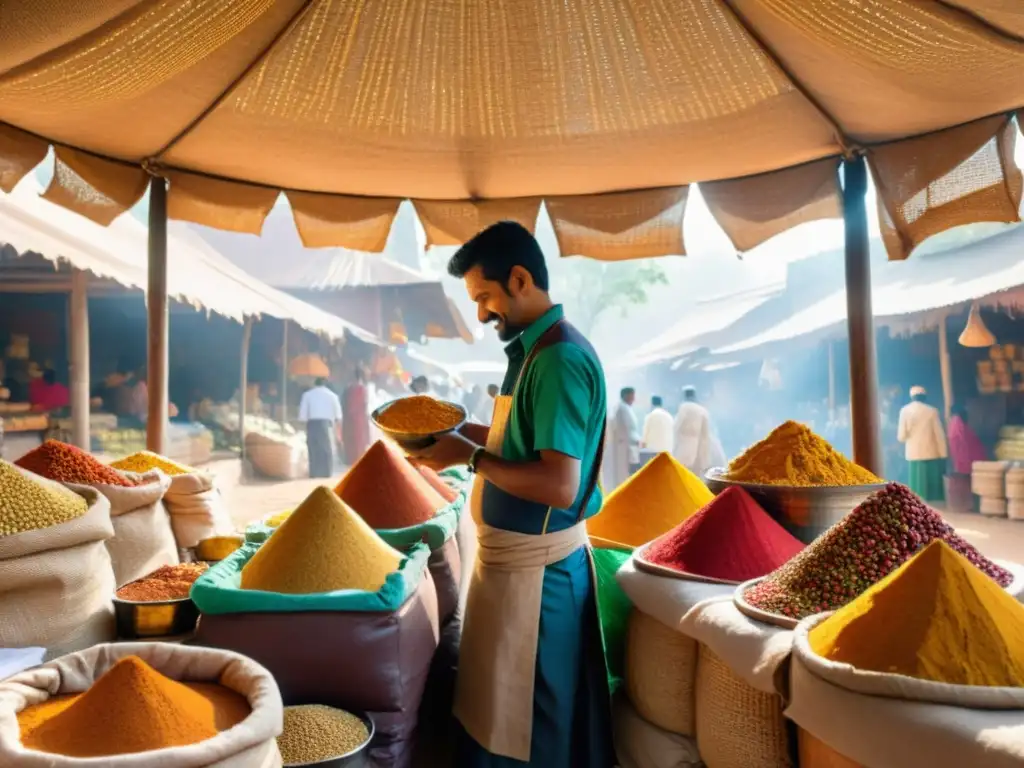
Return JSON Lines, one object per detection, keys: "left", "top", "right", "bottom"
{"left": 592, "top": 545, "right": 634, "bottom": 694}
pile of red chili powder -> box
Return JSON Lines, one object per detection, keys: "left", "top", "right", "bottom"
{"left": 743, "top": 482, "right": 1013, "bottom": 620}
{"left": 642, "top": 486, "right": 804, "bottom": 583}
{"left": 16, "top": 440, "right": 137, "bottom": 488}
{"left": 335, "top": 440, "right": 447, "bottom": 528}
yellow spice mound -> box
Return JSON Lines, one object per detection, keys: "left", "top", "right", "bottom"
{"left": 111, "top": 451, "right": 196, "bottom": 476}
{"left": 0, "top": 460, "right": 88, "bottom": 537}
{"left": 587, "top": 452, "right": 713, "bottom": 549}
{"left": 265, "top": 510, "right": 292, "bottom": 528}
{"left": 727, "top": 421, "right": 881, "bottom": 487}
{"left": 809, "top": 541, "right": 1024, "bottom": 686}
{"left": 241, "top": 486, "right": 403, "bottom": 594}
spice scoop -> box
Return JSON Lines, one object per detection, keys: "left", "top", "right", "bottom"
{"left": 371, "top": 396, "right": 467, "bottom": 450}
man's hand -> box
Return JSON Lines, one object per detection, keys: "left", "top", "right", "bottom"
{"left": 408, "top": 431, "right": 478, "bottom": 471}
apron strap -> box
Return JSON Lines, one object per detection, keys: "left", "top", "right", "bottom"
{"left": 520, "top": 319, "right": 607, "bottom": 524}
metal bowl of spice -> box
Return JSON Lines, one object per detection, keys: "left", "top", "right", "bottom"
{"left": 279, "top": 705, "right": 375, "bottom": 767}
{"left": 371, "top": 395, "right": 467, "bottom": 451}
{"left": 705, "top": 470, "right": 886, "bottom": 545}
{"left": 113, "top": 562, "right": 208, "bottom": 639}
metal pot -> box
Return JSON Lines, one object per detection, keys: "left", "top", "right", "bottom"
{"left": 284, "top": 711, "right": 375, "bottom": 768}
{"left": 112, "top": 595, "right": 200, "bottom": 639}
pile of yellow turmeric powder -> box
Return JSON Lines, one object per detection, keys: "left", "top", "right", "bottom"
{"left": 375, "top": 395, "right": 464, "bottom": 434}
{"left": 809, "top": 540, "right": 1024, "bottom": 686}
{"left": 17, "top": 655, "right": 250, "bottom": 757}
{"left": 726, "top": 421, "right": 881, "bottom": 487}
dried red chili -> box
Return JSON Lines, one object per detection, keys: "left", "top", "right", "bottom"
{"left": 16, "top": 441, "right": 138, "bottom": 488}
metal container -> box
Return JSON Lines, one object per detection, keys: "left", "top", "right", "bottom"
{"left": 705, "top": 469, "right": 886, "bottom": 544}
{"left": 284, "top": 711, "right": 375, "bottom": 768}
{"left": 371, "top": 399, "right": 467, "bottom": 451}
{"left": 112, "top": 595, "right": 200, "bottom": 639}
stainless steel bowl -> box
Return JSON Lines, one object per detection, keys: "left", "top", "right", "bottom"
{"left": 112, "top": 594, "right": 200, "bottom": 639}
{"left": 283, "top": 711, "right": 375, "bottom": 768}
{"left": 371, "top": 398, "right": 467, "bottom": 451}
{"left": 705, "top": 469, "right": 886, "bottom": 545}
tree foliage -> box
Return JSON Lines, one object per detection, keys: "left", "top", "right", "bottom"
{"left": 550, "top": 258, "right": 668, "bottom": 335}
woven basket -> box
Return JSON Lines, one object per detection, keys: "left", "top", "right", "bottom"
{"left": 625, "top": 609, "right": 698, "bottom": 736}
{"left": 1008, "top": 499, "right": 1024, "bottom": 521}
{"left": 797, "top": 729, "right": 863, "bottom": 768}
{"left": 979, "top": 496, "right": 1008, "bottom": 517}
{"left": 695, "top": 646, "right": 793, "bottom": 768}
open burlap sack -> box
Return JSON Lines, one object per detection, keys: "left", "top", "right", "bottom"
{"left": 797, "top": 729, "right": 863, "bottom": 768}
{"left": 613, "top": 693, "right": 703, "bottom": 768}
{"left": 0, "top": 482, "right": 116, "bottom": 660}
{"left": 0, "top": 642, "right": 283, "bottom": 767}
{"left": 70, "top": 470, "right": 176, "bottom": 586}
{"left": 162, "top": 471, "right": 234, "bottom": 549}
{"left": 616, "top": 556, "right": 734, "bottom": 631}
{"left": 625, "top": 608, "right": 698, "bottom": 737}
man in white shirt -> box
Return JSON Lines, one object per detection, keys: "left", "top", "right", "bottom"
{"left": 673, "top": 385, "right": 721, "bottom": 478}
{"left": 642, "top": 395, "right": 674, "bottom": 454}
{"left": 298, "top": 377, "right": 343, "bottom": 478}
{"left": 606, "top": 387, "right": 640, "bottom": 490}
{"left": 898, "top": 385, "right": 948, "bottom": 501}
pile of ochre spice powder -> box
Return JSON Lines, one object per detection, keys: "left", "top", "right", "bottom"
{"left": 744, "top": 483, "right": 1012, "bottom": 620}
{"left": 116, "top": 562, "right": 210, "bottom": 602}
{"left": 642, "top": 486, "right": 804, "bottom": 583}
{"left": 16, "top": 440, "right": 137, "bottom": 488}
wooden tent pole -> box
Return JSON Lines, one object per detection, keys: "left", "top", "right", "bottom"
{"left": 281, "top": 320, "right": 288, "bottom": 426}
{"left": 69, "top": 269, "right": 90, "bottom": 450}
{"left": 146, "top": 176, "right": 169, "bottom": 454}
{"left": 239, "top": 317, "right": 253, "bottom": 460}
{"left": 938, "top": 314, "right": 953, "bottom": 420}
{"left": 827, "top": 340, "right": 836, "bottom": 420}
{"left": 842, "top": 156, "right": 882, "bottom": 474}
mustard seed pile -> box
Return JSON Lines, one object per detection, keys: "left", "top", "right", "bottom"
{"left": 277, "top": 704, "right": 370, "bottom": 764}
{"left": 0, "top": 460, "right": 88, "bottom": 536}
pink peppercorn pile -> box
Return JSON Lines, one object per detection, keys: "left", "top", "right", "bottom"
{"left": 15, "top": 440, "right": 138, "bottom": 488}
{"left": 744, "top": 483, "right": 1012, "bottom": 620}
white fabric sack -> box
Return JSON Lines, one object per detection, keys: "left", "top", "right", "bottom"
{"left": 786, "top": 652, "right": 1024, "bottom": 768}
{"left": 245, "top": 434, "right": 307, "bottom": 481}
{"left": 0, "top": 642, "right": 284, "bottom": 768}
{"left": 613, "top": 694, "right": 703, "bottom": 768}
{"left": 678, "top": 596, "right": 793, "bottom": 696}
{"left": 616, "top": 557, "right": 734, "bottom": 631}
{"left": 162, "top": 472, "right": 234, "bottom": 549}
{"left": 69, "top": 470, "right": 176, "bottom": 586}
{"left": 0, "top": 480, "right": 116, "bottom": 660}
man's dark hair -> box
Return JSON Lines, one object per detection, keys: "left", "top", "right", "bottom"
{"left": 683, "top": 385, "right": 697, "bottom": 401}
{"left": 621, "top": 387, "right": 635, "bottom": 399}
{"left": 447, "top": 221, "right": 549, "bottom": 292}
{"left": 314, "top": 377, "right": 327, "bottom": 387}
{"left": 651, "top": 395, "right": 662, "bottom": 407}
{"left": 43, "top": 369, "right": 57, "bottom": 385}
{"left": 487, "top": 384, "right": 499, "bottom": 397}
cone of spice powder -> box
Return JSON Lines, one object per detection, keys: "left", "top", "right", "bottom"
{"left": 587, "top": 453, "right": 713, "bottom": 549}
{"left": 641, "top": 486, "right": 804, "bottom": 583}
{"left": 16, "top": 440, "right": 137, "bottom": 488}
{"left": 242, "top": 486, "right": 403, "bottom": 594}
{"left": 808, "top": 540, "right": 1024, "bottom": 686}
{"left": 335, "top": 440, "right": 446, "bottom": 528}
{"left": 412, "top": 461, "right": 459, "bottom": 503}
{"left": 743, "top": 483, "right": 1013, "bottom": 621}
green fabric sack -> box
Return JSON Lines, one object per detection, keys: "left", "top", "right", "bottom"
{"left": 592, "top": 545, "right": 634, "bottom": 694}
{"left": 190, "top": 540, "right": 432, "bottom": 615}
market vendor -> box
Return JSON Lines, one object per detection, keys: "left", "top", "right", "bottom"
{"left": 897, "top": 385, "right": 948, "bottom": 502}
{"left": 28, "top": 369, "right": 69, "bottom": 412}
{"left": 409, "top": 221, "right": 613, "bottom": 767}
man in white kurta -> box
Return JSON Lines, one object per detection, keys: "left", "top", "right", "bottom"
{"left": 642, "top": 395, "right": 674, "bottom": 454}
{"left": 607, "top": 387, "right": 640, "bottom": 490}
{"left": 673, "top": 386, "right": 720, "bottom": 477}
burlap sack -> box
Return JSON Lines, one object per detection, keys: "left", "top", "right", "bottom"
{"left": 797, "top": 730, "right": 863, "bottom": 768}
{"left": 162, "top": 471, "right": 234, "bottom": 549}
{"left": 786, "top": 652, "right": 1024, "bottom": 768}
{"left": 245, "top": 434, "right": 306, "bottom": 480}
{"left": 0, "top": 642, "right": 283, "bottom": 767}
{"left": 70, "top": 471, "right": 176, "bottom": 586}
{"left": 625, "top": 609, "right": 698, "bottom": 737}
{"left": 616, "top": 556, "right": 734, "bottom": 630}
{"left": 694, "top": 646, "right": 794, "bottom": 768}
{"left": 613, "top": 694, "right": 703, "bottom": 768}
{"left": 0, "top": 483, "right": 116, "bottom": 660}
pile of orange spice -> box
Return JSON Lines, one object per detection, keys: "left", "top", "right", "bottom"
{"left": 116, "top": 562, "right": 209, "bottom": 602}
{"left": 375, "top": 395, "right": 463, "bottom": 434}
{"left": 17, "top": 656, "right": 250, "bottom": 758}
{"left": 16, "top": 440, "right": 138, "bottom": 488}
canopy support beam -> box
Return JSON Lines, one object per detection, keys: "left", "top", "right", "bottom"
{"left": 938, "top": 314, "right": 953, "bottom": 421}
{"left": 842, "top": 155, "right": 881, "bottom": 474}
{"left": 281, "top": 320, "right": 289, "bottom": 426}
{"left": 69, "top": 269, "right": 90, "bottom": 450}
{"left": 239, "top": 317, "right": 253, "bottom": 461}
{"left": 146, "top": 176, "right": 169, "bottom": 454}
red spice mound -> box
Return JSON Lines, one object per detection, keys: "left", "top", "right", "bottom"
{"left": 412, "top": 462, "right": 459, "bottom": 503}
{"left": 16, "top": 440, "right": 137, "bottom": 488}
{"left": 335, "top": 440, "right": 446, "bottom": 528}
{"left": 744, "top": 482, "right": 1013, "bottom": 620}
{"left": 643, "top": 486, "right": 804, "bottom": 583}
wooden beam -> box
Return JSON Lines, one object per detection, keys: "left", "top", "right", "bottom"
{"left": 146, "top": 176, "right": 169, "bottom": 453}
{"left": 239, "top": 317, "right": 253, "bottom": 460}
{"left": 827, "top": 340, "right": 836, "bottom": 420}
{"left": 842, "top": 156, "right": 882, "bottom": 474}
{"left": 938, "top": 314, "right": 953, "bottom": 421}
{"left": 281, "top": 319, "right": 289, "bottom": 426}
{"left": 69, "top": 269, "right": 90, "bottom": 450}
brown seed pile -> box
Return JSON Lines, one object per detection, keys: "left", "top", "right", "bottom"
{"left": 0, "top": 460, "right": 88, "bottom": 537}
{"left": 374, "top": 395, "right": 463, "bottom": 434}
{"left": 744, "top": 483, "right": 1013, "bottom": 620}
{"left": 116, "top": 562, "right": 209, "bottom": 602}
{"left": 110, "top": 451, "right": 196, "bottom": 476}
{"left": 277, "top": 705, "right": 369, "bottom": 764}
{"left": 16, "top": 440, "right": 137, "bottom": 487}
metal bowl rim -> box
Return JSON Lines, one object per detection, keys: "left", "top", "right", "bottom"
{"left": 704, "top": 468, "right": 888, "bottom": 494}
{"left": 370, "top": 398, "right": 467, "bottom": 441}
{"left": 732, "top": 576, "right": 800, "bottom": 630}
{"left": 281, "top": 709, "right": 376, "bottom": 766}
{"left": 111, "top": 594, "right": 195, "bottom": 607}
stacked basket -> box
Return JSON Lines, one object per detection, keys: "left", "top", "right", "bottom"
{"left": 972, "top": 460, "right": 1010, "bottom": 517}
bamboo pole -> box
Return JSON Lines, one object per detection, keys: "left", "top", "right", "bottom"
{"left": 827, "top": 340, "right": 836, "bottom": 420}
{"left": 146, "top": 176, "right": 169, "bottom": 454}
{"left": 938, "top": 314, "right": 953, "bottom": 420}
{"left": 239, "top": 317, "right": 253, "bottom": 460}
{"left": 68, "top": 269, "right": 90, "bottom": 449}
{"left": 280, "top": 320, "right": 288, "bottom": 426}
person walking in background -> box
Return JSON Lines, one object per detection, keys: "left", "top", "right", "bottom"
{"left": 642, "top": 395, "right": 673, "bottom": 454}
{"left": 897, "top": 385, "right": 947, "bottom": 502}
{"left": 947, "top": 403, "right": 987, "bottom": 476}
{"left": 673, "top": 385, "right": 719, "bottom": 478}
{"left": 608, "top": 387, "right": 640, "bottom": 488}
{"left": 299, "top": 376, "right": 342, "bottom": 478}
{"left": 341, "top": 366, "right": 371, "bottom": 465}
{"left": 472, "top": 383, "right": 498, "bottom": 424}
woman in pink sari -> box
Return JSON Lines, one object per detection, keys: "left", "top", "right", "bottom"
{"left": 342, "top": 366, "right": 371, "bottom": 465}
{"left": 948, "top": 404, "right": 987, "bottom": 475}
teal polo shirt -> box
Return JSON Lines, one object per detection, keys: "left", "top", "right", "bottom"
{"left": 493, "top": 304, "right": 607, "bottom": 535}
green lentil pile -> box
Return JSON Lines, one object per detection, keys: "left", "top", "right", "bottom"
{"left": 277, "top": 704, "right": 369, "bottom": 764}
{"left": 0, "top": 460, "right": 88, "bottom": 536}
